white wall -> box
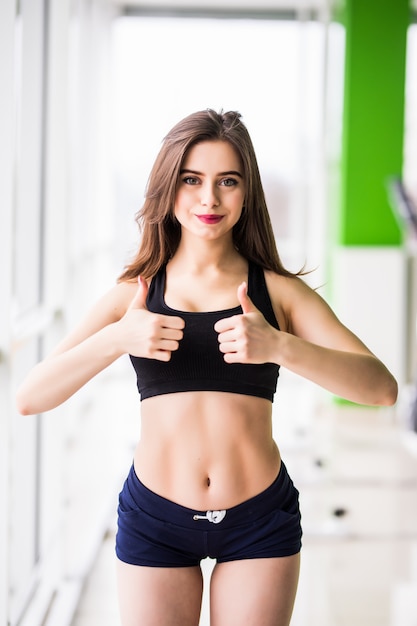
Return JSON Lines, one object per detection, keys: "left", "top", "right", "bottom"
{"left": 0, "top": 1, "right": 135, "bottom": 624}
{"left": 0, "top": 1, "right": 17, "bottom": 623}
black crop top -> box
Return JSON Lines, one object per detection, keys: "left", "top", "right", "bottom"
{"left": 129, "top": 261, "right": 280, "bottom": 402}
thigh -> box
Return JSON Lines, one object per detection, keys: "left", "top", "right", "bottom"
{"left": 117, "top": 559, "right": 203, "bottom": 626}
{"left": 210, "top": 554, "right": 300, "bottom": 626}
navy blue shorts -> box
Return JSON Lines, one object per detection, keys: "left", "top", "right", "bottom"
{"left": 116, "top": 461, "right": 302, "bottom": 567}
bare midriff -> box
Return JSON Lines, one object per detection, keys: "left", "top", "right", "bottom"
{"left": 134, "top": 391, "right": 281, "bottom": 511}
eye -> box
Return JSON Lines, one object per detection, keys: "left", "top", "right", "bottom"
{"left": 182, "top": 176, "right": 200, "bottom": 185}
{"left": 220, "top": 178, "right": 238, "bottom": 187}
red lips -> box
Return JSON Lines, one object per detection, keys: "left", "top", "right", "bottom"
{"left": 197, "top": 215, "right": 224, "bottom": 224}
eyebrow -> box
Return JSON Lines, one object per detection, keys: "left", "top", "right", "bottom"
{"left": 180, "top": 168, "right": 243, "bottom": 178}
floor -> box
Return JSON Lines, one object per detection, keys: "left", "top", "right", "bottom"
{"left": 70, "top": 375, "right": 417, "bottom": 626}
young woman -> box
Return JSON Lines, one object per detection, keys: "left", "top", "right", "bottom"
{"left": 17, "top": 109, "right": 398, "bottom": 626}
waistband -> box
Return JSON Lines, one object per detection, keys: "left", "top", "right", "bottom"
{"left": 125, "top": 461, "right": 297, "bottom": 530}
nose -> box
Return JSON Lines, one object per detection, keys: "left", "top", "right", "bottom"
{"left": 200, "top": 182, "right": 220, "bottom": 208}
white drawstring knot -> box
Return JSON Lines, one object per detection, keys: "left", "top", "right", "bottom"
{"left": 193, "top": 510, "right": 226, "bottom": 524}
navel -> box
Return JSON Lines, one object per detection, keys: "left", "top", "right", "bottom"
{"left": 207, "top": 477, "right": 211, "bottom": 487}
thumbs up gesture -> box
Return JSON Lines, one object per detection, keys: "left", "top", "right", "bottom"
{"left": 126, "top": 274, "right": 150, "bottom": 312}
{"left": 214, "top": 282, "right": 278, "bottom": 364}
{"left": 118, "top": 276, "right": 185, "bottom": 361}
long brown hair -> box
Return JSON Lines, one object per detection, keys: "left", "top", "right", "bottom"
{"left": 118, "top": 109, "right": 303, "bottom": 281}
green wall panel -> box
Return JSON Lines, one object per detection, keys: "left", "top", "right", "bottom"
{"left": 338, "top": 0, "right": 409, "bottom": 245}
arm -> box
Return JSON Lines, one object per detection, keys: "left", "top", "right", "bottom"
{"left": 215, "top": 275, "right": 398, "bottom": 407}
{"left": 16, "top": 278, "right": 185, "bottom": 415}
{"left": 275, "top": 275, "right": 397, "bottom": 406}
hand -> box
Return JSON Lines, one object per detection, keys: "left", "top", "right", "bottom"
{"left": 118, "top": 276, "right": 185, "bottom": 361}
{"left": 214, "top": 282, "right": 279, "bottom": 364}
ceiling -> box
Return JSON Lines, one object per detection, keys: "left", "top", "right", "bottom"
{"left": 111, "top": 0, "right": 416, "bottom": 16}
{"left": 111, "top": 0, "right": 327, "bottom": 9}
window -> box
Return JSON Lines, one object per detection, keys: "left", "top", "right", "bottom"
{"left": 111, "top": 14, "right": 326, "bottom": 274}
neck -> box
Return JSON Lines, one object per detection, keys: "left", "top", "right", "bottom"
{"left": 172, "top": 238, "right": 241, "bottom": 273}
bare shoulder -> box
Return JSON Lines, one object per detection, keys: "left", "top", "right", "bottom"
{"left": 77, "top": 279, "right": 139, "bottom": 324}
{"left": 96, "top": 279, "right": 139, "bottom": 321}
{"left": 264, "top": 269, "right": 373, "bottom": 353}
{"left": 47, "top": 279, "right": 138, "bottom": 357}
{"left": 263, "top": 270, "right": 314, "bottom": 333}
{"left": 264, "top": 270, "right": 310, "bottom": 295}
{"left": 264, "top": 266, "right": 333, "bottom": 326}
{"left": 265, "top": 269, "right": 327, "bottom": 307}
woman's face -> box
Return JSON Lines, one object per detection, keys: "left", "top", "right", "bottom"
{"left": 174, "top": 140, "right": 246, "bottom": 243}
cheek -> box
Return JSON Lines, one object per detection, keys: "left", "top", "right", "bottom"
{"left": 235, "top": 193, "right": 246, "bottom": 214}
{"left": 173, "top": 193, "right": 193, "bottom": 224}
{"left": 173, "top": 191, "right": 184, "bottom": 217}
{"left": 174, "top": 188, "right": 191, "bottom": 210}
{"left": 233, "top": 197, "right": 245, "bottom": 223}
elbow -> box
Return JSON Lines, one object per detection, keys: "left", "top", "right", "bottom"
{"left": 18, "top": 406, "right": 35, "bottom": 416}
{"left": 377, "top": 375, "right": 398, "bottom": 407}
{"left": 16, "top": 387, "right": 38, "bottom": 416}
{"left": 386, "top": 379, "right": 399, "bottom": 407}
{"left": 16, "top": 401, "right": 32, "bottom": 417}
{"left": 16, "top": 381, "right": 65, "bottom": 415}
